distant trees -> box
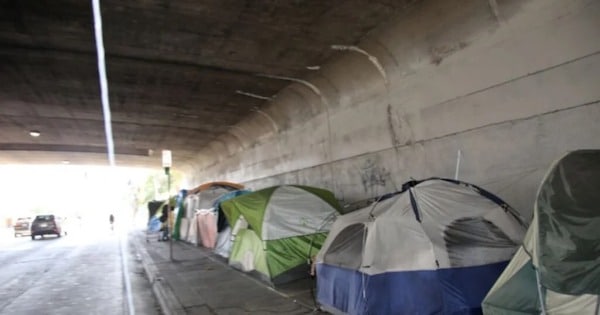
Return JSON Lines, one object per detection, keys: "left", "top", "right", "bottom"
{"left": 135, "top": 169, "right": 182, "bottom": 212}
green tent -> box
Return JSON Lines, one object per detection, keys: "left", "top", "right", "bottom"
{"left": 221, "top": 185, "right": 341, "bottom": 285}
{"left": 482, "top": 150, "right": 600, "bottom": 314}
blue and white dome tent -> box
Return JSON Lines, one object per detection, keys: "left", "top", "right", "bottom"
{"left": 315, "top": 178, "right": 527, "bottom": 315}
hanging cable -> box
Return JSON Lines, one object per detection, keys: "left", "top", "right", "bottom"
{"left": 91, "top": 1, "right": 135, "bottom": 314}
{"left": 92, "top": 0, "right": 115, "bottom": 167}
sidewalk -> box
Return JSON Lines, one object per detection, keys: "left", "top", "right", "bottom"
{"left": 131, "top": 230, "right": 324, "bottom": 315}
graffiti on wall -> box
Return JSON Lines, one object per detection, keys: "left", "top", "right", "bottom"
{"left": 359, "top": 158, "right": 393, "bottom": 196}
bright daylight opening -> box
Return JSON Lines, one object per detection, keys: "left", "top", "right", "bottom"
{"left": 0, "top": 165, "right": 168, "bottom": 243}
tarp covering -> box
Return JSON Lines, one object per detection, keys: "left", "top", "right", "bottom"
{"left": 147, "top": 200, "right": 164, "bottom": 222}
{"left": 316, "top": 178, "right": 526, "bottom": 315}
{"left": 181, "top": 195, "right": 199, "bottom": 243}
{"left": 173, "top": 190, "right": 187, "bottom": 240}
{"left": 186, "top": 212, "right": 199, "bottom": 246}
{"left": 197, "top": 209, "right": 217, "bottom": 248}
{"left": 179, "top": 218, "right": 190, "bottom": 242}
{"left": 483, "top": 150, "right": 600, "bottom": 314}
{"left": 214, "top": 226, "right": 233, "bottom": 258}
{"left": 176, "top": 181, "right": 244, "bottom": 245}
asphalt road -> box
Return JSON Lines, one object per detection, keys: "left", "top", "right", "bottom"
{"left": 0, "top": 226, "right": 160, "bottom": 315}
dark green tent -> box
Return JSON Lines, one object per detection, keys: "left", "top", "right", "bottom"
{"left": 483, "top": 150, "right": 600, "bottom": 314}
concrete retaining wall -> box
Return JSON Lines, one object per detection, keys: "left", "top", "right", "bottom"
{"left": 185, "top": 0, "right": 600, "bottom": 219}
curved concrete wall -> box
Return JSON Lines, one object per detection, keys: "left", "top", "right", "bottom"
{"left": 187, "top": 0, "right": 600, "bottom": 218}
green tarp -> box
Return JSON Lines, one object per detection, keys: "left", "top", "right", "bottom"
{"left": 173, "top": 192, "right": 186, "bottom": 241}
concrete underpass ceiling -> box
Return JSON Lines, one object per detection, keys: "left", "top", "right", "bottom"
{"left": 0, "top": 0, "right": 417, "bottom": 168}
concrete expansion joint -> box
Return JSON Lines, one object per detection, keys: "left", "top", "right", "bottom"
{"left": 256, "top": 73, "right": 322, "bottom": 97}
{"left": 488, "top": 0, "right": 501, "bottom": 22}
{"left": 251, "top": 106, "right": 280, "bottom": 133}
{"left": 331, "top": 44, "right": 388, "bottom": 84}
{"left": 235, "top": 90, "right": 273, "bottom": 100}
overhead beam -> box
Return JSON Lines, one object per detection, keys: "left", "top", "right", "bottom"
{"left": 0, "top": 143, "right": 151, "bottom": 156}
{"left": 0, "top": 42, "right": 296, "bottom": 77}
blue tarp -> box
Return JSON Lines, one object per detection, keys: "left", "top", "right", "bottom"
{"left": 317, "top": 261, "right": 509, "bottom": 315}
{"left": 148, "top": 217, "right": 162, "bottom": 232}
{"left": 213, "top": 190, "right": 251, "bottom": 232}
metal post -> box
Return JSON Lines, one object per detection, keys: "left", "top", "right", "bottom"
{"left": 165, "top": 167, "right": 173, "bottom": 261}
{"left": 162, "top": 149, "right": 173, "bottom": 261}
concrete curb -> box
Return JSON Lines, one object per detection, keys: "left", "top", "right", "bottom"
{"left": 132, "top": 236, "right": 186, "bottom": 315}
{"left": 176, "top": 240, "right": 318, "bottom": 313}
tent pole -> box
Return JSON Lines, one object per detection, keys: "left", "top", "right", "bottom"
{"left": 535, "top": 268, "right": 547, "bottom": 315}
{"left": 454, "top": 150, "right": 462, "bottom": 180}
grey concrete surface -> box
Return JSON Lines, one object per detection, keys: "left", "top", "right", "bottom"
{"left": 0, "top": 1, "right": 414, "bottom": 167}
{"left": 131, "top": 230, "right": 323, "bottom": 315}
{"left": 0, "top": 227, "right": 160, "bottom": 315}
{"left": 188, "top": 0, "right": 600, "bottom": 223}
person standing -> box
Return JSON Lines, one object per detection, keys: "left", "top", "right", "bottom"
{"left": 109, "top": 214, "right": 115, "bottom": 230}
{"left": 159, "top": 205, "right": 169, "bottom": 241}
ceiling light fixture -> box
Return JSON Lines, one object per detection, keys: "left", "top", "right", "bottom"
{"left": 29, "top": 130, "right": 41, "bottom": 137}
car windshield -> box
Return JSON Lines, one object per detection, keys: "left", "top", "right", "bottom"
{"left": 35, "top": 215, "right": 54, "bottom": 221}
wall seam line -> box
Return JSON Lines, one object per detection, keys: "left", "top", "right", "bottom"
{"left": 235, "top": 99, "right": 600, "bottom": 184}
{"left": 421, "top": 50, "right": 600, "bottom": 111}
